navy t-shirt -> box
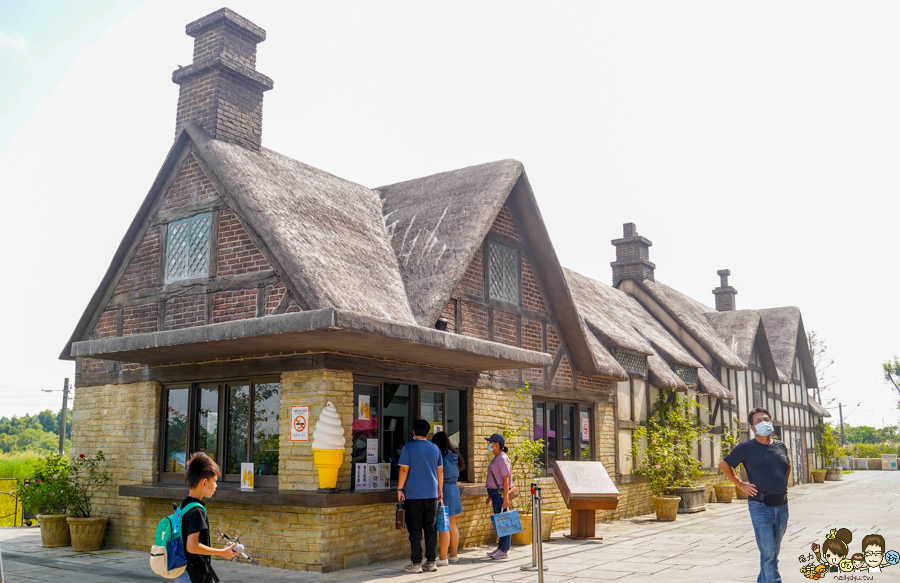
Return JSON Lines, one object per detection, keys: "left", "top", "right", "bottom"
{"left": 723, "top": 438, "right": 791, "bottom": 499}
{"left": 398, "top": 438, "right": 442, "bottom": 499}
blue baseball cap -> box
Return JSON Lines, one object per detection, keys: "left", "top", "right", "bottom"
{"left": 485, "top": 433, "right": 505, "bottom": 447}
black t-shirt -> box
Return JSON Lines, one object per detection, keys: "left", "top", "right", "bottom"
{"left": 180, "top": 496, "right": 217, "bottom": 583}
{"left": 722, "top": 438, "right": 790, "bottom": 500}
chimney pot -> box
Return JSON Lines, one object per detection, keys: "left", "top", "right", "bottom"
{"left": 712, "top": 269, "right": 738, "bottom": 311}
{"left": 610, "top": 222, "right": 655, "bottom": 286}
{"left": 173, "top": 8, "right": 273, "bottom": 151}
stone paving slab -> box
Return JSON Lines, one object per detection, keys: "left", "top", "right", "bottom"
{"left": 1, "top": 471, "right": 898, "bottom": 582}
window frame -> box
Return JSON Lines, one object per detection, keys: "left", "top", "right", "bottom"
{"left": 350, "top": 379, "right": 470, "bottom": 488}
{"left": 484, "top": 240, "right": 521, "bottom": 307}
{"left": 159, "top": 376, "right": 280, "bottom": 488}
{"left": 164, "top": 212, "right": 213, "bottom": 284}
{"left": 532, "top": 398, "right": 594, "bottom": 476}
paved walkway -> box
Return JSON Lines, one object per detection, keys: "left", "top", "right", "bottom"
{"left": 1, "top": 471, "right": 897, "bottom": 582}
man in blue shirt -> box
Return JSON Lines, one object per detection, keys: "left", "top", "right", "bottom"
{"left": 397, "top": 419, "right": 443, "bottom": 573}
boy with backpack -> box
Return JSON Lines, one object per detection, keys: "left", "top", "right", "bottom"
{"left": 175, "top": 452, "right": 238, "bottom": 582}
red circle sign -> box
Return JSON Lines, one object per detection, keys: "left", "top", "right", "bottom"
{"left": 294, "top": 415, "right": 306, "bottom": 432}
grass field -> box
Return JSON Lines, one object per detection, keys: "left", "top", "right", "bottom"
{"left": 0, "top": 452, "right": 41, "bottom": 526}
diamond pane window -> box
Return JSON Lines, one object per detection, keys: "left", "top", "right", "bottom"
{"left": 615, "top": 350, "right": 647, "bottom": 376}
{"left": 673, "top": 365, "right": 698, "bottom": 387}
{"left": 486, "top": 241, "right": 518, "bottom": 304}
{"left": 752, "top": 383, "right": 764, "bottom": 408}
{"left": 166, "top": 213, "right": 212, "bottom": 283}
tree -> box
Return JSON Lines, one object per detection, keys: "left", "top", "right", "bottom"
{"left": 808, "top": 331, "right": 838, "bottom": 406}
{"left": 844, "top": 425, "right": 881, "bottom": 444}
{"left": 883, "top": 356, "right": 900, "bottom": 408}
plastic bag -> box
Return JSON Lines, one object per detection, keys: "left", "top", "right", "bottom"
{"left": 435, "top": 501, "right": 450, "bottom": 532}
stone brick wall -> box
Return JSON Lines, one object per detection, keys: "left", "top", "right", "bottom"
{"left": 114, "top": 227, "right": 160, "bottom": 295}
{"left": 70, "top": 382, "right": 160, "bottom": 547}
{"left": 279, "top": 370, "right": 354, "bottom": 491}
{"left": 217, "top": 209, "right": 271, "bottom": 276}
{"left": 159, "top": 154, "right": 219, "bottom": 212}
{"left": 211, "top": 289, "right": 257, "bottom": 323}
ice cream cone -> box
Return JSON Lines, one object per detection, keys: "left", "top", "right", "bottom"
{"left": 310, "top": 401, "right": 346, "bottom": 490}
{"left": 312, "top": 449, "right": 344, "bottom": 489}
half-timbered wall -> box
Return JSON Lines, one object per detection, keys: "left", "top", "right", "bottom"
{"left": 80, "top": 153, "right": 302, "bottom": 375}
{"left": 442, "top": 204, "right": 607, "bottom": 396}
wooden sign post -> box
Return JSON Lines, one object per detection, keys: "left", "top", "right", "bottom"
{"left": 552, "top": 461, "right": 619, "bottom": 540}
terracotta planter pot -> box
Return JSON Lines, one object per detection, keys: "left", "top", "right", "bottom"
{"left": 511, "top": 513, "right": 532, "bottom": 545}
{"left": 714, "top": 484, "right": 735, "bottom": 503}
{"left": 811, "top": 471, "right": 826, "bottom": 483}
{"left": 540, "top": 510, "right": 556, "bottom": 541}
{"left": 668, "top": 486, "right": 706, "bottom": 513}
{"left": 67, "top": 516, "right": 109, "bottom": 552}
{"left": 652, "top": 496, "right": 680, "bottom": 521}
{"left": 824, "top": 468, "right": 843, "bottom": 482}
{"left": 37, "top": 514, "right": 71, "bottom": 548}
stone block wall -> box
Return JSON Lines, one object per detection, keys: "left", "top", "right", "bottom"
{"left": 70, "top": 382, "right": 161, "bottom": 546}
{"left": 279, "top": 369, "right": 354, "bottom": 491}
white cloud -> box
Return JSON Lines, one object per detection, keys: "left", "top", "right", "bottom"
{"left": 0, "top": 31, "right": 27, "bottom": 55}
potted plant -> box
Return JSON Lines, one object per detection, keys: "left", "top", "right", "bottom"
{"left": 810, "top": 469, "right": 827, "bottom": 483}
{"left": 500, "top": 384, "right": 557, "bottom": 544}
{"left": 655, "top": 391, "right": 711, "bottom": 513}
{"left": 629, "top": 417, "right": 679, "bottom": 521}
{"left": 814, "top": 422, "right": 843, "bottom": 481}
{"left": 715, "top": 417, "right": 740, "bottom": 503}
{"left": 66, "top": 451, "right": 112, "bottom": 551}
{"left": 17, "top": 454, "right": 73, "bottom": 547}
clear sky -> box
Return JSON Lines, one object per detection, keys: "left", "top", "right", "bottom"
{"left": 1, "top": 1, "right": 897, "bottom": 428}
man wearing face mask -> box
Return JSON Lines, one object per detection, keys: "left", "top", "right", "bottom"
{"left": 720, "top": 407, "right": 792, "bottom": 583}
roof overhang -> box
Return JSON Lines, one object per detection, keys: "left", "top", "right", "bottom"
{"left": 69, "top": 308, "right": 552, "bottom": 372}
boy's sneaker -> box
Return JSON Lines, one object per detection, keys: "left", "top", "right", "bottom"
{"left": 423, "top": 561, "right": 438, "bottom": 572}
{"left": 404, "top": 562, "right": 423, "bottom": 573}
{"left": 435, "top": 559, "right": 449, "bottom": 567}
{"left": 486, "top": 548, "right": 500, "bottom": 556}
{"left": 491, "top": 551, "right": 509, "bottom": 560}
{"left": 448, "top": 556, "right": 459, "bottom": 564}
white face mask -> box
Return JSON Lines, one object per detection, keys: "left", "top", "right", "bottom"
{"left": 754, "top": 421, "right": 774, "bottom": 437}
{"left": 487, "top": 442, "right": 495, "bottom": 452}
{"left": 355, "top": 440, "right": 366, "bottom": 450}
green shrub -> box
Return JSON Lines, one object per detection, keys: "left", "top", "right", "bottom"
{"left": 16, "top": 453, "right": 72, "bottom": 516}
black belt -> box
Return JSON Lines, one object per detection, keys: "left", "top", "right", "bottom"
{"left": 751, "top": 491, "right": 788, "bottom": 506}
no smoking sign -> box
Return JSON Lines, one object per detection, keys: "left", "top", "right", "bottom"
{"left": 291, "top": 405, "right": 309, "bottom": 442}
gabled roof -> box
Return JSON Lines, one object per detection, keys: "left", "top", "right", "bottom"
{"left": 808, "top": 397, "right": 831, "bottom": 418}
{"left": 759, "top": 307, "right": 818, "bottom": 388}
{"left": 631, "top": 280, "right": 746, "bottom": 370}
{"left": 62, "top": 124, "right": 419, "bottom": 359}
{"left": 564, "top": 268, "right": 705, "bottom": 389}
{"left": 193, "top": 126, "right": 415, "bottom": 323}
{"left": 378, "top": 162, "right": 603, "bottom": 378}
{"left": 704, "top": 310, "right": 782, "bottom": 382}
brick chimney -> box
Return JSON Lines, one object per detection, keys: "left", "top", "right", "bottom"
{"left": 712, "top": 269, "right": 738, "bottom": 311}
{"left": 611, "top": 223, "right": 655, "bottom": 286}
{"left": 173, "top": 8, "right": 274, "bottom": 151}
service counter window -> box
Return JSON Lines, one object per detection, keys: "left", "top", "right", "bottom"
{"left": 161, "top": 378, "right": 280, "bottom": 487}
{"left": 351, "top": 381, "right": 469, "bottom": 488}
{"left": 533, "top": 399, "right": 593, "bottom": 475}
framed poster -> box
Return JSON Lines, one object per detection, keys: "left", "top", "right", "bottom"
{"left": 291, "top": 405, "right": 309, "bottom": 442}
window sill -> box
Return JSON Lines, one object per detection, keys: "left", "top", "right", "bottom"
{"left": 119, "top": 482, "right": 398, "bottom": 508}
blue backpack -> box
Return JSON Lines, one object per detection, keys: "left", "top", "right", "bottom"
{"left": 150, "top": 502, "right": 205, "bottom": 579}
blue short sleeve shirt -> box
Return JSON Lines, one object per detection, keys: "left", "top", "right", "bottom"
{"left": 398, "top": 439, "right": 442, "bottom": 499}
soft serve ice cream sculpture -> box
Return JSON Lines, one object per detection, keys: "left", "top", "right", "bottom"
{"left": 311, "top": 401, "right": 346, "bottom": 490}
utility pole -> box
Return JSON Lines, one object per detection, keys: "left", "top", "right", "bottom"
{"left": 58, "top": 378, "right": 69, "bottom": 456}
{"left": 838, "top": 402, "right": 845, "bottom": 446}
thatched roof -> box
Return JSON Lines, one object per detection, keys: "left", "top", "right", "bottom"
{"left": 377, "top": 162, "right": 603, "bottom": 378}
{"left": 759, "top": 307, "right": 817, "bottom": 388}
{"left": 192, "top": 125, "right": 416, "bottom": 324}
{"left": 808, "top": 398, "right": 831, "bottom": 418}
{"left": 564, "top": 268, "right": 710, "bottom": 389}
{"left": 377, "top": 160, "right": 521, "bottom": 325}
{"left": 632, "top": 280, "right": 746, "bottom": 370}
{"left": 704, "top": 310, "right": 782, "bottom": 382}
{"left": 697, "top": 367, "right": 733, "bottom": 399}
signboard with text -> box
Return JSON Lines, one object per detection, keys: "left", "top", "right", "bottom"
{"left": 291, "top": 405, "right": 309, "bottom": 442}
